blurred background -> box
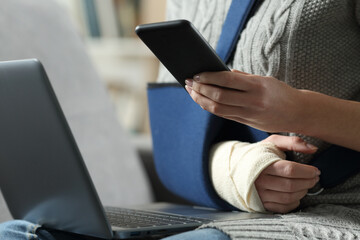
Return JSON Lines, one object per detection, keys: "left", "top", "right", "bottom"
{"left": 0, "top": 1, "right": 190, "bottom": 221}
{"left": 55, "top": 0, "right": 166, "bottom": 140}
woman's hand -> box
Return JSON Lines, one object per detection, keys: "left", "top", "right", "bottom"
{"left": 185, "top": 70, "right": 303, "bottom": 133}
{"left": 185, "top": 70, "right": 360, "bottom": 152}
{"left": 255, "top": 135, "right": 320, "bottom": 213}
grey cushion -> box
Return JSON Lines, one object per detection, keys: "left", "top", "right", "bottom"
{"left": 0, "top": 0, "right": 153, "bottom": 222}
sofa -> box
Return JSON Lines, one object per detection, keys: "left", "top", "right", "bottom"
{"left": 0, "top": 0, "right": 187, "bottom": 223}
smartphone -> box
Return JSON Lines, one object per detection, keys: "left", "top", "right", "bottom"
{"left": 135, "top": 19, "right": 230, "bottom": 88}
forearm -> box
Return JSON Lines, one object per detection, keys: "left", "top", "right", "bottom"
{"left": 210, "top": 136, "right": 319, "bottom": 213}
{"left": 296, "top": 90, "right": 360, "bottom": 151}
{"left": 186, "top": 71, "right": 360, "bottom": 151}
{"left": 210, "top": 141, "right": 285, "bottom": 212}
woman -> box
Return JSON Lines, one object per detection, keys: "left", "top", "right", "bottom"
{"left": 158, "top": 0, "right": 360, "bottom": 239}
{"left": 1, "top": 0, "right": 360, "bottom": 239}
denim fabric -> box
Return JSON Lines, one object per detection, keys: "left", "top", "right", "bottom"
{"left": 162, "top": 228, "right": 231, "bottom": 240}
{"left": 0, "top": 220, "right": 40, "bottom": 240}
{"left": 0, "top": 220, "right": 230, "bottom": 240}
{"left": 0, "top": 220, "right": 102, "bottom": 240}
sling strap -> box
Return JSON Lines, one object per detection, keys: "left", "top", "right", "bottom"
{"left": 216, "top": 0, "right": 263, "bottom": 63}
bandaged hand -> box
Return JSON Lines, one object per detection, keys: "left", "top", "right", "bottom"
{"left": 210, "top": 135, "right": 320, "bottom": 213}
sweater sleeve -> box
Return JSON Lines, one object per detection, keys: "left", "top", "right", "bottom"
{"left": 209, "top": 141, "right": 286, "bottom": 213}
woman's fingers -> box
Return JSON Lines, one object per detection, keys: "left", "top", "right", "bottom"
{"left": 185, "top": 85, "right": 246, "bottom": 116}
{"left": 191, "top": 71, "right": 255, "bottom": 91}
{"left": 262, "top": 160, "right": 320, "bottom": 179}
{"left": 262, "top": 201, "right": 300, "bottom": 214}
{"left": 258, "top": 189, "right": 308, "bottom": 205}
{"left": 185, "top": 69, "right": 305, "bottom": 134}
{"left": 255, "top": 160, "right": 321, "bottom": 213}
{"left": 263, "top": 135, "right": 318, "bottom": 154}
{"left": 185, "top": 79, "right": 249, "bottom": 107}
{"left": 255, "top": 173, "right": 319, "bottom": 192}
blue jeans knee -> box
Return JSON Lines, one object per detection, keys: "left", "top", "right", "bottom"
{"left": 162, "top": 228, "right": 231, "bottom": 240}
{"left": 0, "top": 220, "right": 40, "bottom": 240}
{"left": 0, "top": 220, "right": 107, "bottom": 240}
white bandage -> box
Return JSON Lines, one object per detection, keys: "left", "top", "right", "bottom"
{"left": 209, "top": 141, "right": 286, "bottom": 212}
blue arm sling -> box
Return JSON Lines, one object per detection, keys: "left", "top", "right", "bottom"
{"left": 147, "top": 0, "right": 360, "bottom": 210}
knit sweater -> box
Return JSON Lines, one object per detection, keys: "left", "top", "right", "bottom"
{"left": 158, "top": 0, "right": 360, "bottom": 238}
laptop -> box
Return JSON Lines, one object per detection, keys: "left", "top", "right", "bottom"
{"left": 0, "top": 59, "right": 272, "bottom": 239}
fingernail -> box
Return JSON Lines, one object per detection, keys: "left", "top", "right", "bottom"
{"left": 185, "top": 79, "right": 193, "bottom": 87}
{"left": 185, "top": 85, "right": 192, "bottom": 94}
{"left": 306, "top": 143, "right": 318, "bottom": 150}
{"left": 193, "top": 75, "right": 200, "bottom": 82}
{"left": 316, "top": 170, "right": 321, "bottom": 176}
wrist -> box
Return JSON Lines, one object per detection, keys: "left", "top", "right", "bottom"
{"left": 292, "top": 89, "right": 354, "bottom": 147}
{"left": 281, "top": 89, "right": 313, "bottom": 134}
{"left": 291, "top": 89, "right": 325, "bottom": 137}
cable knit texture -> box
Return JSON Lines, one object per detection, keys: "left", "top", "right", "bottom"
{"left": 161, "top": 0, "right": 360, "bottom": 238}
{"left": 201, "top": 204, "right": 360, "bottom": 239}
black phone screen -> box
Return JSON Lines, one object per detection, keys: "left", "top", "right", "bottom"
{"left": 135, "top": 20, "right": 229, "bottom": 88}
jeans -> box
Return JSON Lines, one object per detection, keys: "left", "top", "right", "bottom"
{"left": 162, "top": 228, "right": 230, "bottom": 240}
{"left": 0, "top": 220, "right": 104, "bottom": 240}
{"left": 0, "top": 220, "right": 230, "bottom": 240}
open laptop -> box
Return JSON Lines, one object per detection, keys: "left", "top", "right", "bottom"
{"left": 0, "top": 59, "right": 272, "bottom": 239}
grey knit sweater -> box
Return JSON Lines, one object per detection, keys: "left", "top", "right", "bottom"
{"left": 159, "top": 0, "right": 360, "bottom": 238}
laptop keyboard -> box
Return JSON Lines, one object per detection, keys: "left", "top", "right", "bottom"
{"left": 104, "top": 207, "right": 207, "bottom": 228}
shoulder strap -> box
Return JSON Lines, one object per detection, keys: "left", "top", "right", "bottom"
{"left": 216, "top": 0, "right": 263, "bottom": 63}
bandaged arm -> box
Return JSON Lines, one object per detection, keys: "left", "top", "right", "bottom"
{"left": 210, "top": 141, "right": 286, "bottom": 212}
